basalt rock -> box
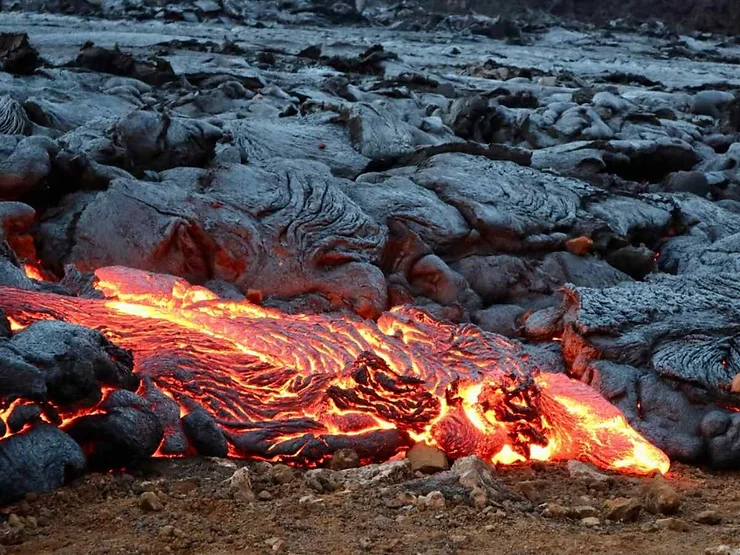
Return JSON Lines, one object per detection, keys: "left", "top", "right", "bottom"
{"left": 37, "top": 160, "right": 388, "bottom": 318}
{"left": 0, "top": 424, "right": 86, "bottom": 505}
{"left": 553, "top": 273, "right": 740, "bottom": 467}
{"left": 0, "top": 33, "right": 40, "bottom": 75}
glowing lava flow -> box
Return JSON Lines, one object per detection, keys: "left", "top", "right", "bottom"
{"left": 0, "top": 267, "right": 669, "bottom": 475}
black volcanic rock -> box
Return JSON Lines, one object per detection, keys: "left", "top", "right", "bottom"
{"left": 10, "top": 321, "right": 138, "bottom": 407}
{"left": 182, "top": 409, "right": 229, "bottom": 457}
{"left": 0, "top": 33, "right": 40, "bottom": 75}
{"left": 0, "top": 424, "right": 85, "bottom": 505}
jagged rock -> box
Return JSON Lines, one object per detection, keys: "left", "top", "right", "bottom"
{"left": 37, "top": 161, "right": 388, "bottom": 318}
{"left": 559, "top": 272, "right": 740, "bottom": 466}
{"left": 340, "top": 459, "right": 412, "bottom": 487}
{"left": 73, "top": 43, "right": 176, "bottom": 87}
{"left": 112, "top": 110, "right": 222, "bottom": 173}
{"left": 226, "top": 467, "right": 255, "bottom": 502}
{"left": 0, "top": 33, "right": 40, "bottom": 75}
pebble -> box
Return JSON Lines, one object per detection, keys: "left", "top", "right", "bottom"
{"left": 469, "top": 486, "right": 488, "bottom": 509}
{"left": 567, "top": 460, "right": 610, "bottom": 488}
{"left": 406, "top": 443, "right": 449, "bottom": 474}
{"left": 642, "top": 475, "right": 681, "bottom": 515}
{"left": 580, "top": 517, "right": 600, "bottom": 527}
{"left": 569, "top": 506, "right": 599, "bottom": 519}
{"left": 423, "top": 491, "right": 446, "bottom": 509}
{"left": 139, "top": 492, "right": 163, "bottom": 512}
{"left": 695, "top": 510, "right": 722, "bottom": 525}
{"left": 171, "top": 479, "right": 199, "bottom": 495}
{"left": 542, "top": 503, "right": 569, "bottom": 519}
{"left": 329, "top": 448, "right": 361, "bottom": 470}
{"left": 269, "top": 464, "right": 295, "bottom": 485}
{"left": 304, "top": 468, "right": 343, "bottom": 493}
{"left": 7, "top": 514, "right": 21, "bottom": 528}
{"left": 258, "top": 490, "right": 273, "bottom": 501}
{"left": 604, "top": 497, "right": 642, "bottom": 522}
{"left": 265, "top": 537, "right": 284, "bottom": 552}
{"left": 159, "top": 525, "right": 175, "bottom": 538}
{"left": 706, "top": 546, "right": 740, "bottom": 555}
{"left": 226, "top": 467, "right": 255, "bottom": 502}
{"left": 655, "top": 517, "right": 691, "bottom": 532}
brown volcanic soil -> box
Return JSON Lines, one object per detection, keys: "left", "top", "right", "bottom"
{"left": 2, "top": 459, "right": 739, "bottom": 555}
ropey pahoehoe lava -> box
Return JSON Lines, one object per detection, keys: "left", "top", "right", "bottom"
{"left": 0, "top": 266, "right": 669, "bottom": 475}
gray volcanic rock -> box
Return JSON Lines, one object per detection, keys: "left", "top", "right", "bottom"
{"left": 0, "top": 135, "right": 58, "bottom": 200}
{"left": 553, "top": 273, "right": 740, "bottom": 467}
{"left": 38, "top": 160, "right": 388, "bottom": 317}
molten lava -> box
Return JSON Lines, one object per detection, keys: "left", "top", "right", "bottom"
{"left": 0, "top": 267, "right": 669, "bottom": 475}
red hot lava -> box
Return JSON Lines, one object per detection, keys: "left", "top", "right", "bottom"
{"left": 0, "top": 266, "right": 669, "bottom": 475}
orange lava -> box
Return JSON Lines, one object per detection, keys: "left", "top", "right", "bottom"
{"left": 0, "top": 266, "right": 669, "bottom": 475}
{"left": 21, "top": 263, "right": 46, "bottom": 281}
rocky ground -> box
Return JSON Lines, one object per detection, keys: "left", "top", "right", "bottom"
{"left": 2, "top": 454, "right": 740, "bottom": 555}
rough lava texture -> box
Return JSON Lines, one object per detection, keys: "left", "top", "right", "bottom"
{"left": 2, "top": 0, "right": 740, "bottom": 501}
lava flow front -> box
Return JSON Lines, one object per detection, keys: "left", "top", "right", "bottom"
{"left": 0, "top": 266, "right": 669, "bottom": 475}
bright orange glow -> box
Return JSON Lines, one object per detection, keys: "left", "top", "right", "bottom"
{"left": 0, "top": 266, "right": 670, "bottom": 475}
{"left": 22, "top": 263, "right": 45, "bottom": 281}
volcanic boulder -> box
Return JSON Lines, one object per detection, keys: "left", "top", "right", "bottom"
{"left": 37, "top": 160, "right": 388, "bottom": 317}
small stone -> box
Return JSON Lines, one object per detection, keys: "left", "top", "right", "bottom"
{"left": 469, "top": 486, "right": 487, "bottom": 509}
{"left": 139, "top": 492, "right": 163, "bottom": 512}
{"left": 643, "top": 475, "right": 681, "bottom": 515}
{"left": 7, "top": 514, "right": 21, "bottom": 527}
{"left": 695, "top": 510, "right": 722, "bottom": 525}
{"left": 265, "top": 537, "right": 284, "bottom": 552}
{"left": 452, "top": 456, "right": 494, "bottom": 488}
{"left": 406, "top": 443, "right": 449, "bottom": 474}
{"left": 568, "top": 506, "right": 599, "bottom": 519}
{"left": 604, "top": 497, "right": 642, "bottom": 522}
{"left": 705, "top": 546, "right": 740, "bottom": 555}
{"left": 171, "top": 479, "right": 199, "bottom": 495}
{"left": 258, "top": 490, "right": 273, "bottom": 501}
{"left": 449, "top": 535, "right": 467, "bottom": 545}
{"left": 397, "top": 492, "right": 417, "bottom": 505}
{"left": 567, "top": 460, "right": 610, "bottom": 487}
{"left": 269, "top": 464, "right": 295, "bottom": 485}
{"left": 252, "top": 461, "right": 273, "bottom": 476}
{"left": 656, "top": 517, "right": 690, "bottom": 532}
{"left": 580, "top": 517, "right": 600, "bottom": 527}
{"left": 542, "top": 503, "right": 569, "bottom": 519}
{"left": 159, "top": 525, "right": 175, "bottom": 538}
{"left": 329, "top": 449, "right": 361, "bottom": 470}
{"left": 566, "top": 236, "right": 593, "bottom": 256}
{"left": 539, "top": 75, "right": 557, "bottom": 86}
{"left": 24, "top": 492, "right": 39, "bottom": 502}
{"left": 304, "top": 468, "right": 343, "bottom": 493}
{"left": 424, "top": 491, "right": 446, "bottom": 509}
{"left": 226, "top": 467, "right": 255, "bottom": 502}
